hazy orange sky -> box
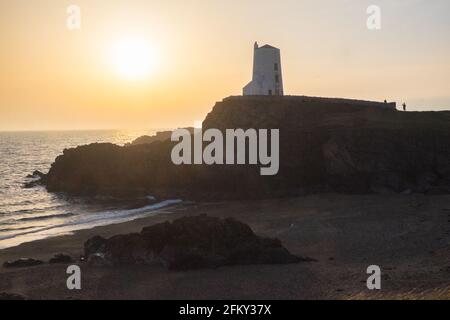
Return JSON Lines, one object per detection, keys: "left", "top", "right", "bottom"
{"left": 1, "top": 0, "right": 449, "bottom": 131}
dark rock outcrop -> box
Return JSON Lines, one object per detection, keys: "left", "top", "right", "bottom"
{"left": 24, "top": 170, "right": 47, "bottom": 188}
{"left": 85, "top": 236, "right": 108, "bottom": 257}
{"left": 37, "top": 96, "right": 450, "bottom": 199}
{"left": 126, "top": 128, "right": 194, "bottom": 146}
{"left": 3, "top": 258, "right": 44, "bottom": 268}
{"left": 26, "top": 170, "right": 46, "bottom": 179}
{"left": 49, "top": 253, "right": 74, "bottom": 264}
{"left": 84, "top": 215, "right": 305, "bottom": 270}
{"left": 0, "top": 292, "right": 27, "bottom": 300}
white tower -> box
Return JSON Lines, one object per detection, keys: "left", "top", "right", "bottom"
{"left": 243, "top": 42, "right": 284, "bottom": 96}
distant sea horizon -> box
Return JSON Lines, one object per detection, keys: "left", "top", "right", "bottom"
{"left": 0, "top": 128, "right": 174, "bottom": 133}
{"left": 0, "top": 129, "right": 179, "bottom": 249}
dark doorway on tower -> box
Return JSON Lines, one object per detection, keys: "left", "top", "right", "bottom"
{"left": 268, "top": 90, "right": 272, "bottom": 95}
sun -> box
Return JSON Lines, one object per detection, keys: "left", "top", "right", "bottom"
{"left": 110, "top": 37, "right": 158, "bottom": 80}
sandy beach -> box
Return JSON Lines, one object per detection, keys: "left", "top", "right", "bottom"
{"left": 1, "top": 193, "right": 449, "bottom": 300}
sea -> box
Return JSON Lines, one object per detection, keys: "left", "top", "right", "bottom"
{"left": 0, "top": 130, "right": 181, "bottom": 250}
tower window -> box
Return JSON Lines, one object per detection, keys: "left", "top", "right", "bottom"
{"left": 275, "top": 75, "right": 279, "bottom": 83}
{"left": 268, "top": 90, "right": 273, "bottom": 95}
{"left": 274, "top": 63, "right": 278, "bottom": 71}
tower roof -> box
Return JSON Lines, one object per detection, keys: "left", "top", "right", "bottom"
{"left": 259, "top": 44, "right": 278, "bottom": 50}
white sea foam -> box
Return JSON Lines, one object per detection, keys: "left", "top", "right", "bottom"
{"left": 0, "top": 199, "right": 182, "bottom": 249}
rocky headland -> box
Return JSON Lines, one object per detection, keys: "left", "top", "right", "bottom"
{"left": 34, "top": 96, "right": 450, "bottom": 200}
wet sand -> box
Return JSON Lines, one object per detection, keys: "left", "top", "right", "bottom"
{"left": 1, "top": 194, "right": 449, "bottom": 300}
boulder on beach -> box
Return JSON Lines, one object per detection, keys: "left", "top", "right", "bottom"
{"left": 3, "top": 258, "right": 44, "bottom": 268}
{"left": 49, "top": 253, "right": 74, "bottom": 264}
{"left": 0, "top": 292, "right": 27, "bottom": 300}
{"left": 84, "top": 215, "right": 308, "bottom": 270}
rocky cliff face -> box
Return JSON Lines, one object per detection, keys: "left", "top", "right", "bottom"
{"left": 41, "top": 96, "right": 450, "bottom": 199}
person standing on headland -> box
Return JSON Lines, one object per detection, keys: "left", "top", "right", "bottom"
{"left": 402, "top": 102, "right": 407, "bottom": 111}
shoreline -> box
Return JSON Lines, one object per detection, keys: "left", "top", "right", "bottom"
{"left": 0, "top": 202, "right": 189, "bottom": 262}
{"left": 0, "top": 199, "right": 184, "bottom": 251}
{"left": 1, "top": 194, "right": 450, "bottom": 300}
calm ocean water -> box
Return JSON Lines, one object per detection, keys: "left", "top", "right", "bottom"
{"left": 0, "top": 130, "right": 181, "bottom": 249}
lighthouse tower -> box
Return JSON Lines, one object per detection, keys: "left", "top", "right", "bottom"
{"left": 243, "top": 42, "right": 284, "bottom": 96}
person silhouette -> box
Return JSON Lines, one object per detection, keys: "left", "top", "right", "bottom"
{"left": 402, "top": 103, "right": 406, "bottom": 111}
